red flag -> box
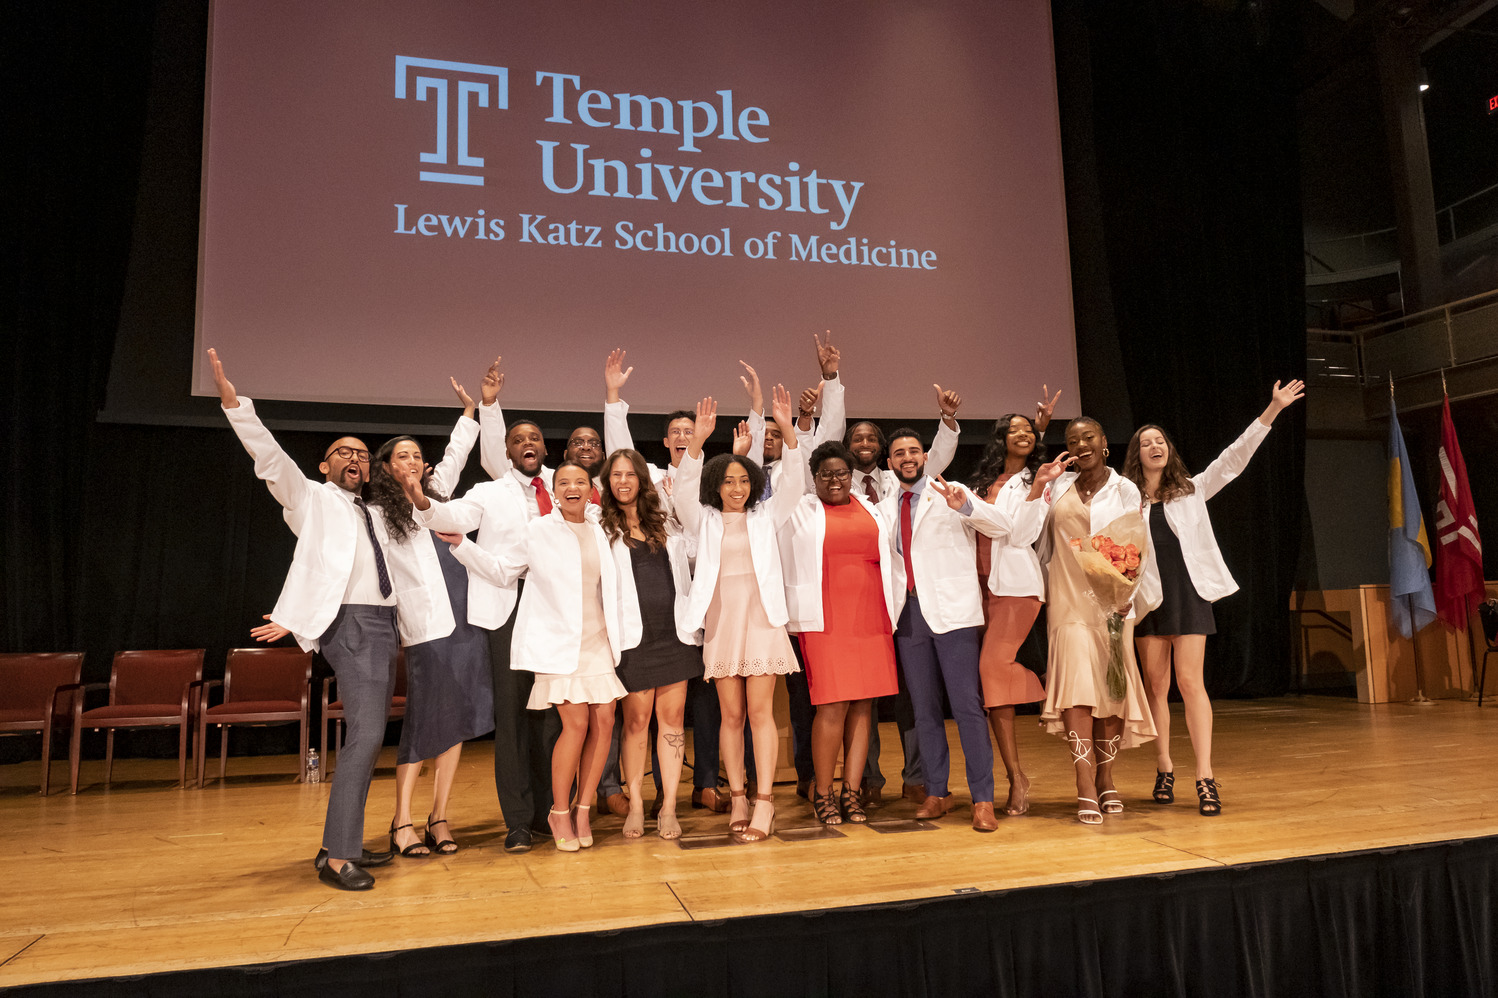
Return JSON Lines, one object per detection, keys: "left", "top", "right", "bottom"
{"left": 1434, "top": 396, "right": 1484, "bottom": 629}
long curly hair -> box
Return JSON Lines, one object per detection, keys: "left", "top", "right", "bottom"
{"left": 966, "top": 414, "right": 1045, "bottom": 498}
{"left": 368, "top": 436, "right": 449, "bottom": 541}
{"left": 599, "top": 449, "right": 669, "bottom": 550}
{"left": 700, "top": 453, "right": 766, "bottom": 512}
{"left": 1122, "top": 424, "right": 1196, "bottom": 501}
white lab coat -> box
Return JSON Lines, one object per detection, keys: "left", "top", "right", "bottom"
{"left": 780, "top": 494, "right": 897, "bottom": 634}
{"left": 674, "top": 444, "right": 808, "bottom": 632}
{"left": 1134, "top": 418, "right": 1272, "bottom": 614}
{"left": 978, "top": 472, "right": 1049, "bottom": 600}
{"left": 1037, "top": 468, "right": 1146, "bottom": 616}
{"left": 611, "top": 523, "right": 702, "bottom": 649}
{"left": 412, "top": 475, "right": 531, "bottom": 629}
{"left": 451, "top": 506, "right": 627, "bottom": 675}
{"left": 879, "top": 479, "right": 1014, "bottom": 634}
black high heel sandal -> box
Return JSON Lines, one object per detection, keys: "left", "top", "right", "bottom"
{"left": 1152, "top": 771, "right": 1175, "bottom": 804}
{"left": 390, "top": 820, "right": 430, "bottom": 857}
{"left": 1195, "top": 778, "right": 1222, "bottom": 817}
{"left": 813, "top": 788, "right": 842, "bottom": 825}
{"left": 838, "top": 784, "right": 867, "bottom": 824}
{"left": 424, "top": 814, "right": 459, "bottom": 854}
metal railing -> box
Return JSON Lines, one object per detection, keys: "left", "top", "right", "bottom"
{"left": 1306, "top": 285, "right": 1498, "bottom": 387}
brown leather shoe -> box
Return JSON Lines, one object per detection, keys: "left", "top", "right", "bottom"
{"left": 691, "top": 787, "right": 731, "bottom": 813}
{"left": 861, "top": 785, "right": 884, "bottom": 807}
{"left": 902, "top": 782, "right": 928, "bottom": 802}
{"left": 795, "top": 778, "right": 811, "bottom": 801}
{"left": 604, "top": 792, "right": 630, "bottom": 817}
{"left": 914, "top": 794, "right": 953, "bottom": 819}
{"left": 971, "top": 801, "right": 998, "bottom": 832}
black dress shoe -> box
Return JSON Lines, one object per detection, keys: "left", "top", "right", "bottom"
{"left": 504, "top": 827, "right": 532, "bottom": 853}
{"left": 313, "top": 847, "right": 394, "bottom": 871}
{"left": 318, "top": 859, "right": 375, "bottom": 891}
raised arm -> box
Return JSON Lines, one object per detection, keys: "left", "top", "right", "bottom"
{"left": 411, "top": 490, "right": 487, "bottom": 533}
{"left": 476, "top": 356, "right": 511, "bottom": 479}
{"left": 925, "top": 383, "right": 962, "bottom": 479}
{"left": 932, "top": 475, "right": 1011, "bottom": 540}
{"left": 676, "top": 398, "right": 715, "bottom": 537}
{"left": 429, "top": 377, "right": 480, "bottom": 496}
{"left": 209, "top": 348, "right": 312, "bottom": 512}
{"left": 1195, "top": 379, "right": 1304, "bottom": 501}
{"left": 766, "top": 384, "right": 810, "bottom": 521}
{"left": 446, "top": 529, "right": 527, "bottom": 589}
{"left": 740, "top": 360, "right": 766, "bottom": 467}
{"left": 602, "top": 347, "right": 638, "bottom": 456}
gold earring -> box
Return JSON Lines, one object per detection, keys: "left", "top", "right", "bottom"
{"left": 1103, "top": 448, "right": 1110, "bottom": 457}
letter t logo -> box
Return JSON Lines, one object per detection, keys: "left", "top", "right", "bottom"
{"left": 395, "top": 56, "right": 508, "bottom": 186}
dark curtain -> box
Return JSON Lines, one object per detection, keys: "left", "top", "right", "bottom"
{"left": 1056, "top": 0, "right": 1308, "bottom": 696}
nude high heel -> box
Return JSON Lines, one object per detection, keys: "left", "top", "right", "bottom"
{"left": 548, "top": 808, "right": 580, "bottom": 852}
{"left": 734, "top": 793, "right": 776, "bottom": 843}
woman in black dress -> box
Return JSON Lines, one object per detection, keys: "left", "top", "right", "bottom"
{"left": 1123, "top": 379, "right": 1303, "bottom": 816}
{"left": 600, "top": 448, "right": 704, "bottom": 840}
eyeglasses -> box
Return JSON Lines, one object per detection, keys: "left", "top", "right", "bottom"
{"left": 324, "top": 446, "right": 371, "bottom": 462}
{"left": 815, "top": 468, "right": 853, "bottom": 482}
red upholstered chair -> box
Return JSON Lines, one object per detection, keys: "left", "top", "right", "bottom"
{"left": 1477, "top": 600, "right": 1498, "bottom": 707}
{"left": 0, "top": 652, "right": 85, "bottom": 795}
{"left": 69, "top": 649, "right": 205, "bottom": 794}
{"left": 195, "top": 647, "right": 314, "bottom": 787}
{"left": 320, "top": 649, "right": 406, "bottom": 774}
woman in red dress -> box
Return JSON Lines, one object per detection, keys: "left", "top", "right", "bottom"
{"left": 782, "top": 441, "right": 899, "bottom": 824}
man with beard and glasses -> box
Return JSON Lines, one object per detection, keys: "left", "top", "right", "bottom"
{"left": 209, "top": 348, "right": 399, "bottom": 890}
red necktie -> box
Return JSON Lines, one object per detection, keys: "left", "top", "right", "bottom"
{"left": 531, "top": 477, "right": 553, "bottom": 516}
{"left": 590, "top": 486, "right": 601, "bottom": 506}
{"left": 863, "top": 473, "right": 879, "bottom": 504}
{"left": 900, "top": 490, "right": 916, "bottom": 593}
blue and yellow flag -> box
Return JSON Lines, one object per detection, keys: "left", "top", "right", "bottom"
{"left": 1387, "top": 394, "right": 1436, "bottom": 638}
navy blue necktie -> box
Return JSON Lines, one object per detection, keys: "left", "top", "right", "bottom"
{"left": 354, "top": 497, "right": 393, "bottom": 599}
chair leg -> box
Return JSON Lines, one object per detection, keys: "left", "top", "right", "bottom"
{"left": 105, "top": 730, "right": 115, "bottom": 785}
{"left": 220, "top": 724, "right": 230, "bottom": 782}
{"left": 178, "top": 719, "right": 189, "bottom": 789}
{"left": 70, "top": 720, "right": 83, "bottom": 795}
{"left": 1479, "top": 650, "right": 1490, "bottom": 707}
{"left": 40, "top": 723, "right": 53, "bottom": 796}
{"left": 299, "top": 715, "right": 308, "bottom": 783}
{"left": 195, "top": 712, "right": 206, "bottom": 788}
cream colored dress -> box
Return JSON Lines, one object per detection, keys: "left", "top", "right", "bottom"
{"left": 527, "top": 519, "right": 629, "bottom": 707}
{"left": 1038, "top": 489, "right": 1156, "bottom": 749}
{"left": 702, "top": 513, "right": 798, "bottom": 679}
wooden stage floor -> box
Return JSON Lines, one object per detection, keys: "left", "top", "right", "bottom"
{"left": 3, "top": 695, "right": 1496, "bottom": 989}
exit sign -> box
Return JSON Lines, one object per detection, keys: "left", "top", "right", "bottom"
{"left": 1490, "top": 94, "right": 1498, "bottom": 114}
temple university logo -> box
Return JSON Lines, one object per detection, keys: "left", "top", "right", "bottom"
{"left": 395, "top": 56, "right": 508, "bottom": 186}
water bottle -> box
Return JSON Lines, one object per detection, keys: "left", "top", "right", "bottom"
{"left": 306, "top": 748, "right": 321, "bottom": 784}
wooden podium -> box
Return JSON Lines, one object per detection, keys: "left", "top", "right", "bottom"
{"left": 1292, "top": 585, "right": 1491, "bottom": 704}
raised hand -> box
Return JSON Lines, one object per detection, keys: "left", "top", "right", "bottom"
{"left": 451, "top": 376, "right": 475, "bottom": 418}
{"left": 739, "top": 360, "right": 763, "bottom": 414}
{"left": 688, "top": 397, "right": 717, "bottom": 458}
{"left": 770, "top": 383, "right": 796, "bottom": 437}
{"left": 206, "top": 348, "right": 238, "bottom": 409}
{"left": 480, "top": 356, "right": 504, "bottom": 406}
{"left": 929, "top": 474, "right": 968, "bottom": 511}
{"left": 1035, "top": 384, "right": 1062, "bottom": 434}
{"left": 814, "top": 330, "right": 840, "bottom": 378}
{"left": 798, "top": 383, "right": 823, "bottom": 417}
{"left": 398, "top": 463, "right": 430, "bottom": 505}
{"left": 659, "top": 475, "right": 674, "bottom": 499}
{"left": 935, "top": 384, "right": 962, "bottom": 421}
{"left": 1260, "top": 378, "right": 1306, "bottom": 426}
{"left": 605, "top": 348, "right": 633, "bottom": 403}
{"left": 732, "top": 419, "right": 752, "bottom": 457}
{"left": 250, "top": 614, "right": 290, "bottom": 643}
{"left": 1271, "top": 379, "right": 1305, "bottom": 410}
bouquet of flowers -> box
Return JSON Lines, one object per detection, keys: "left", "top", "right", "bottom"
{"left": 1068, "top": 511, "right": 1148, "bottom": 701}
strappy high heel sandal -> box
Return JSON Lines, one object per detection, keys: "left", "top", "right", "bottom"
{"left": 424, "top": 814, "right": 458, "bottom": 854}
{"left": 1095, "top": 736, "right": 1124, "bottom": 814}
{"left": 1065, "top": 732, "right": 1102, "bottom": 825}
{"left": 734, "top": 793, "right": 776, "bottom": 843}
{"left": 1152, "top": 771, "right": 1176, "bottom": 804}
{"left": 728, "top": 788, "right": 751, "bottom": 833}
{"left": 838, "top": 784, "right": 867, "bottom": 824}
{"left": 390, "top": 819, "right": 430, "bottom": 858}
{"left": 1196, "top": 778, "right": 1222, "bottom": 817}
{"left": 572, "top": 803, "right": 594, "bottom": 847}
{"left": 548, "top": 808, "right": 580, "bottom": 852}
{"left": 812, "top": 788, "right": 842, "bottom": 825}
{"left": 1076, "top": 796, "right": 1103, "bottom": 825}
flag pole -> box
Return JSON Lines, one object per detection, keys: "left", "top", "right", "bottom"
{"left": 1408, "top": 592, "right": 1434, "bottom": 705}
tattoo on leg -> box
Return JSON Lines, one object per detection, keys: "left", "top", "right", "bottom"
{"left": 664, "top": 729, "right": 685, "bottom": 757}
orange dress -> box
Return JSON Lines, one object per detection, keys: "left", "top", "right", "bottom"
{"left": 796, "top": 501, "right": 898, "bottom": 705}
